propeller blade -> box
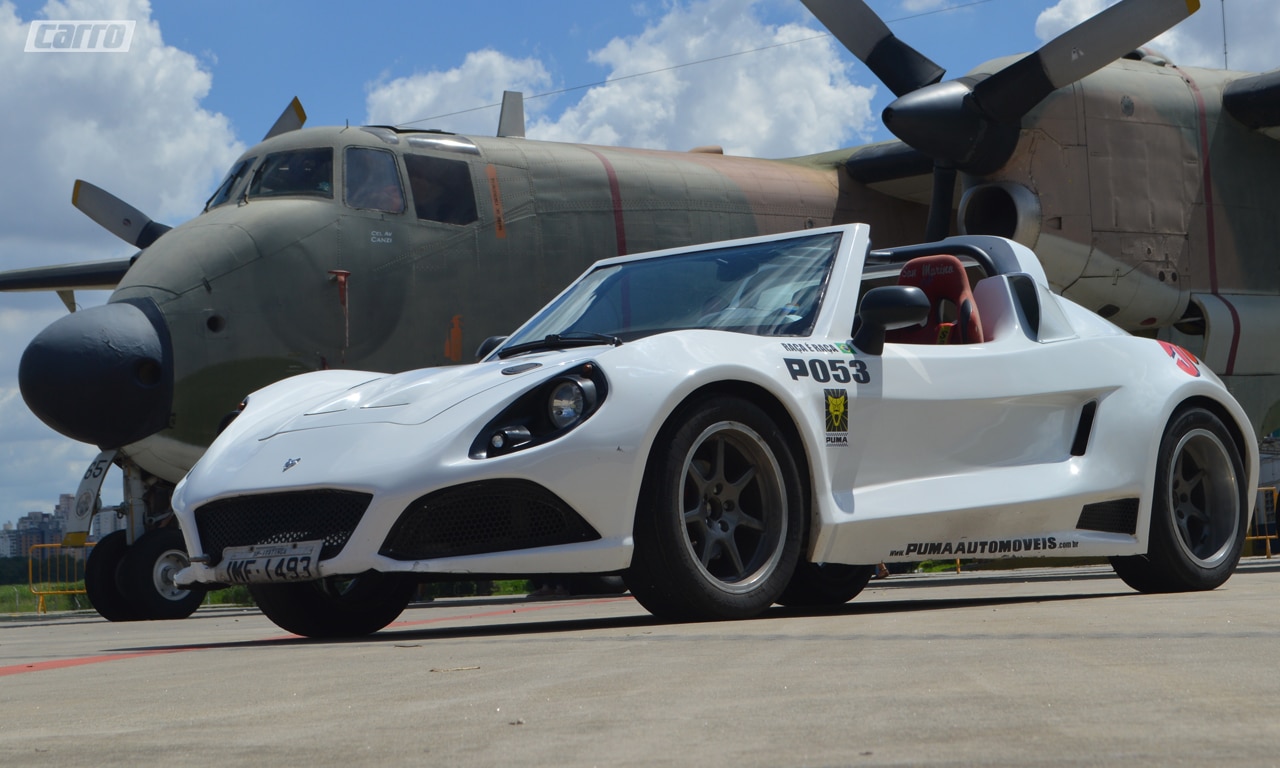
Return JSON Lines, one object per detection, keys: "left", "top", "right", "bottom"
{"left": 263, "top": 96, "right": 307, "bottom": 140}
{"left": 973, "top": 0, "right": 1199, "bottom": 124}
{"left": 497, "top": 90, "right": 525, "bottom": 138}
{"left": 72, "top": 180, "right": 171, "bottom": 248}
{"left": 801, "top": 0, "right": 944, "bottom": 97}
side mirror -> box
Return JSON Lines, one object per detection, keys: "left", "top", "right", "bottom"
{"left": 475, "top": 335, "right": 508, "bottom": 361}
{"left": 852, "top": 286, "right": 930, "bottom": 356}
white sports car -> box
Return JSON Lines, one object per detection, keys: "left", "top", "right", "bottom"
{"left": 172, "top": 223, "right": 1258, "bottom": 637}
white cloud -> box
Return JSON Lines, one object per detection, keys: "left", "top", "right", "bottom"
{"left": 0, "top": 0, "right": 240, "bottom": 527}
{"left": 364, "top": 0, "right": 878, "bottom": 158}
{"left": 1036, "top": 0, "right": 1278, "bottom": 72}
{"left": 364, "top": 49, "right": 554, "bottom": 136}
{"left": 900, "top": 0, "right": 952, "bottom": 12}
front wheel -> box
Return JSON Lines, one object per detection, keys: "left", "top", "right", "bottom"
{"left": 1111, "top": 407, "right": 1248, "bottom": 593}
{"left": 249, "top": 572, "right": 416, "bottom": 638}
{"left": 626, "top": 396, "right": 805, "bottom": 621}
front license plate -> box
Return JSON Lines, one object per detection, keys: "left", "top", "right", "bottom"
{"left": 215, "top": 540, "right": 324, "bottom": 584}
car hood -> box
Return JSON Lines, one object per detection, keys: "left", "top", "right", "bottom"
{"left": 262, "top": 350, "right": 596, "bottom": 438}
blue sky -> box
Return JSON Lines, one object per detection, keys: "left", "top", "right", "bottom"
{"left": 0, "top": 0, "right": 1273, "bottom": 529}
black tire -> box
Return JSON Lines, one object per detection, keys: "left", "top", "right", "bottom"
{"left": 121, "top": 528, "right": 205, "bottom": 620}
{"left": 776, "top": 562, "right": 875, "bottom": 607}
{"left": 85, "top": 530, "right": 142, "bottom": 622}
{"left": 625, "top": 396, "right": 805, "bottom": 621}
{"left": 1111, "top": 407, "right": 1248, "bottom": 593}
{"left": 248, "top": 572, "right": 416, "bottom": 638}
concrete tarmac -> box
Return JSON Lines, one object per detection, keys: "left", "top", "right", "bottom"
{"left": 4, "top": 560, "right": 1280, "bottom": 767}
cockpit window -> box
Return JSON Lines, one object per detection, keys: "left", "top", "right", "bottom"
{"left": 205, "top": 156, "right": 256, "bottom": 211}
{"left": 344, "top": 147, "right": 405, "bottom": 214}
{"left": 247, "top": 148, "right": 334, "bottom": 199}
{"left": 404, "top": 154, "right": 478, "bottom": 225}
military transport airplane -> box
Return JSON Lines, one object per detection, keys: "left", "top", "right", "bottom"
{"left": 4, "top": 0, "right": 1272, "bottom": 621}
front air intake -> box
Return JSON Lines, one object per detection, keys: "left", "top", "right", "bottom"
{"left": 380, "top": 479, "right": 599, "bottom": 560}
{"left": 194, "top": 490, "right": 372, "bottom": 566}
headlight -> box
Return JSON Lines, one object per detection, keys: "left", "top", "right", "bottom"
{"left": 470, "top": 364, "right": 607, "bottom": 459}
{"left": 548, "top": 377, "right": 597, "bottom": 429}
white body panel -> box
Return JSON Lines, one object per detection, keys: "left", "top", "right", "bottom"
{"left": 171, "top": 224, "right": 1258, "bottom": 586}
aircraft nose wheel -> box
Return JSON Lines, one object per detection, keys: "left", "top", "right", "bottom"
{"left": 121, "top": 528, "right": 205, "bottom": 620}
{"left": 83, "top": 527, "right": 209, "bottom": 621}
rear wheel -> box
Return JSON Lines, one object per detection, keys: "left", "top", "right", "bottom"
{"left": 249, "top": 572, "right": 416, "bottom": 638}
{"left": 626, "top": 396, "right": 804, "bottom": 621}
{"left": 776, "top": 562, "right": 875, "bottom": 607}
{"left": 1111, "top": 407, "right": 1247, "bottom": 592}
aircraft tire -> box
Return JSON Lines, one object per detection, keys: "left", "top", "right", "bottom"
{"left": 1111, "top": 407, "right": 1248, "bottom": 593}
{"left": 121, "top": 528, "right": 205, "bottom": 620}
{"left": 775, "top": 562, "right": 875, "bottom": 607}
{"left": 626, "top": 396, "right": 804, "bottom": 621}
{"left": 248, "top": 572, "right": 416, "bottom": 638}
{"left": 85, "top": 530, "right": 142, "bottom": 622}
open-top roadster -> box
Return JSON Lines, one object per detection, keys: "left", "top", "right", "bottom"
{"left": 173, "top": 223, "right": 1257, "bottom": 637}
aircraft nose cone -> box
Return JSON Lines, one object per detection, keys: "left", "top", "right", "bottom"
{"left": 19, "top": 299, "right": 173, "bottom": 448}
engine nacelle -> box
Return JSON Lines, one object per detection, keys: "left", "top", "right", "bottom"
{"left": 958, "top": 182, "right": 1042, "bottom": 248}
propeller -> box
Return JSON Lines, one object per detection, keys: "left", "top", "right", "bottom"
{"left": 800, "top": 0, "right": 943, "bottom": 97}
{"left": 804, "top": 0, "right": 1200, "bottom": 241}
{"left": 72, "top": 180, "right": 171, "bottom": 248}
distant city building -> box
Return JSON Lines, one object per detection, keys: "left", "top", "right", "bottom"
{"left": 0, "top": 521, "right": 15, "bottom": 558}
{"left": 91, "top": 507, "right": 127, "bottom": 538}
{"left": 0, "top": 511, "right": 64, "bottom": 558}
{"left": 0, "top": 491, "right": 127, "bottom": 558}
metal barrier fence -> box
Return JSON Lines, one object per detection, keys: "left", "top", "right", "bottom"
{"left": 27, "top": 542, "right": 92, "bottom": 614}
{"left": 1248, "top": 486, "right": 1278, "bottom": 559}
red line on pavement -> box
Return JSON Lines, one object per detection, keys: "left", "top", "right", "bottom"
{"left": 0, "top": 597, "right": 634, "bottom": 677}
{"left": 0, "top": 648, "right": 193, "bottom": 677}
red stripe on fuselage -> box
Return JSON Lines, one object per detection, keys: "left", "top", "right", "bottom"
{"left": 1181, "top": 70, "right": 1220, "bottom": 293}
{"left": 1183, "top": 70, "right": 1240, "bottom": 373}
{"left": 583, "top": 148, "right": 628, "bottom": 256}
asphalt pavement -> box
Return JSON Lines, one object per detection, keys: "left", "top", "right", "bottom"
{"left": 3, "top": 560, "right": 1280, "bottom": 766}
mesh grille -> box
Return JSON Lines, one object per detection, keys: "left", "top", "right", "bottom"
{"left": 380, "top": 479, "right": 599, "bottom": 560}
{"left": 194, "top": 490, "right": 372, "bottom": 566}
{"left": 1076, "top": 498, "right": 1139, "bottom": 535}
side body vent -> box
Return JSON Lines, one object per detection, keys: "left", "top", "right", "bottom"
{"left": 1076, "top": 498, "right": 1139, "bottom": 535}
{"left": 1071, "top": 400, "right": 1098, "bottom": 456}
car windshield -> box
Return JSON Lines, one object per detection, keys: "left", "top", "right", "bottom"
{"left": 501, "top": 231, "right": 841, "bottom": 352}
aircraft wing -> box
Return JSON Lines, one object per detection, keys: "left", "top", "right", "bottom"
{"left": 0, "top": 258, "right": 131, "bottom": 292}
{"left": 844, "top": 140, "right": 936, "bottom": 206}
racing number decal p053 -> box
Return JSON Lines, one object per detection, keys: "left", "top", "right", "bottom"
{"left": 784, "top": 357, "right": 870, "bottom": 385}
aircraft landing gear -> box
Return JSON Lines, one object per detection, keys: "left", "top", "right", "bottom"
{"left": 85, "top": 528, "right": 204, "bottom": 622}
{"left": 78, "top": 453, "right": 205, "bottom": 621}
